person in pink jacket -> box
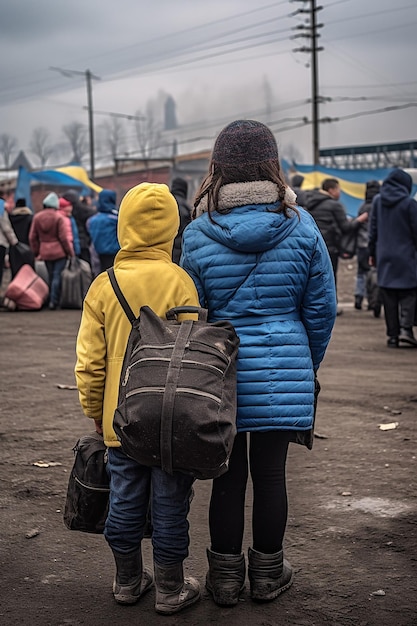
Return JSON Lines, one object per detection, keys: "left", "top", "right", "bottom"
{"left": 57, "top": 197, "right": 74, "bottom": 247}
{"left": 29, "top": 192, "right": 74, "bottom": 309}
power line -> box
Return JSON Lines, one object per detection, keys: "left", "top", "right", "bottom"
{"left": 1, "top": 4, "right": 291, "bottom": 101}
{"left": 1, "top": 4, "right": 415, "bottom": 106}
{"left": 331, "top": 102, "right": 417, "bottom": 122}
{"left": 325, "top": 2, "right": 417, "bottom": 28}
{"left": 0, "top": 17, "right": 293, "bottom": 105}
{"left": 323, "top": 80, "right": 417, "bottom": 89}
{"left": 113, "top": 36, "right": 290, "bottom": 82}
{"left": 64, "top": 1, "right": 290, "bottom": 70}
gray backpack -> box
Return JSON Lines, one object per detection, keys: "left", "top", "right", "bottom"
{"left": 107, "top": 268, "right": 239, "bottom": 480}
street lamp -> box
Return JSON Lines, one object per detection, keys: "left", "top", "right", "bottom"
{"left": 50, "top": 66, "right": 100, "bottom": 178}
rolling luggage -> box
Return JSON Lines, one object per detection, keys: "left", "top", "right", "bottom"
{"left": 3, "top": 264, "right": 49, "bottom": 311}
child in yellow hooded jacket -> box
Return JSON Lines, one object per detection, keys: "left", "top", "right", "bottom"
{"left": 75, "top": 182, "right": 201, "bottom": 615}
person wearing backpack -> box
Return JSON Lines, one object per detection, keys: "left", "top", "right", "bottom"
{"left": 74, "top": 182, "right": 201, "bottom": 615}
{"left": 181, "top": 120, "right": 337, "bottom": 606}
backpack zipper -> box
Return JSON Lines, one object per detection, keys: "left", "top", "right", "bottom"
{"left": 74, "top": 475, "right": 110, "bottom": 492}
{"left": 126, "top": 387, "right": 222, "bottom": 404}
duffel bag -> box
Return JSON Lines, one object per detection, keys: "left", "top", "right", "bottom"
{"left": 60, "top": 257, "right": 92, "bottom": 309}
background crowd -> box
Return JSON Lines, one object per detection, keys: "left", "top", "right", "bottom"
{"left": 291, "top": 170, "right": 417, "bottom": 347}
{"left": 0, "top": 160, "right": 416, "bottom": 349}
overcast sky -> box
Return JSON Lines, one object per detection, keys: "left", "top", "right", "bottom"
{"left": 1, "top": 0, "right": 416, "bottom": 166}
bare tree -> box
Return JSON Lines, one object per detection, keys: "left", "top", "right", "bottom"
{"left": 98, "top": 116, "right": 125, "bottom": 162}
{"left": 62, "top": 121, "right": 88, "bottom": 164}
{"left": 0, "top": 133, "right": 17, "bottom": 169}
{"left": 30, "top": 127, "right": 54, "bottom": 168}
{"left": 134, "top": 99, "right": 162, "bottom": 159}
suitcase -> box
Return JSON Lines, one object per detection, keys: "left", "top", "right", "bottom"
{"left": 60, "top": 257, "right": 92, "bottom": 309}
{"left": 3, "top": 264, "right": 49, "bottom": 311}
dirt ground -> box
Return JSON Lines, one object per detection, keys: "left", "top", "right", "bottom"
{"left": 0, "top": 260, "right": 416, "bottom": 626}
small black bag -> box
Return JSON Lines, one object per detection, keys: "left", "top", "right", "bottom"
{"left": 338, "top": 229, "right": 358, "bottom": 259}
{"left": 63, "top": 432, "right": 110, "bottom": 534}
{"left": 9, "top": 242, "right": 35, "bottom": 278}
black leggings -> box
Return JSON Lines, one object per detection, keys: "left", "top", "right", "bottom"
{"left": 209, "top": 430, "right": 291, "bottom": 555}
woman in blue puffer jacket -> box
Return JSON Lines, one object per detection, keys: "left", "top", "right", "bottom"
{"left": 181, "top": 120, "right": 337, "bottom": 607}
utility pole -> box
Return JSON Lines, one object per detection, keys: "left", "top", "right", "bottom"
{"left": 310, "top": 1, "right": 321, "bottom": 166}
{"left": 85, "top": 70, "right": 95, "bottom": 178}
{"left": 291, "top": 0, "right": 323, "bottom": 165}
{"left": 50, "top": 66, "right": 100, "bottom": 178}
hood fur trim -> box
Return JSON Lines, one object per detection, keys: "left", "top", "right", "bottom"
{"left": 195, "top": 181, "right": 296, "bottom": 216}
{"left": 11, "top": 206, "right": 32, "bottom": 215}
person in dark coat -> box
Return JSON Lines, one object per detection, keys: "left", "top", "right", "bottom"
{"left": 63, "top": 190, "right": 96, "bottom": 266}
{"left": 170, "top": 178, "right": 192, "bottom": 264}
{"left": 290, "top": 174, "right": 308, "bottom": 208}
{"left": 9, "top": 198, "right": 35, "bottom": 278}
{"left": 368, "top": 168, "right": 417, "bottom": 347}
{"left": 305, "top": 178, "right": 368, "bottom": 312}
{"left": 354, "top": 181, "right": 380, "bottom": 310}
{"left": 9, "top": 198, "right": 33, "bottom": 244}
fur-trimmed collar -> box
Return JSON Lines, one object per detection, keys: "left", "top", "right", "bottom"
{"left": 11, "top": 206, "right": 32, "bottom": 215}
{"left": 195, "top": 181, "right": 296, "bottom": 216}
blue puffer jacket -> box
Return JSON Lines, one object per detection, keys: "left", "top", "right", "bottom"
{"left": 88, "top": 190, "right": 120, "bottom": 255}
{"left": 181, "top": 181, "right": 337, "bottom": 436}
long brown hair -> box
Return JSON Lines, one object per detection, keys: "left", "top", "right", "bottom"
{"left": 193, "top": 159, "right": 298, "bottom": 220}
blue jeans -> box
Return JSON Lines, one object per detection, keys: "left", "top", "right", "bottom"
{"left": 45, "top": 257, "right": 67, "bottom": 306}
{"left": 104, "top": 447, "right": 194, "bottom": 565}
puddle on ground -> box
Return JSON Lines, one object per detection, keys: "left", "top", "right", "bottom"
{"left": 324, "top": 496, "right": 412, "bottom": 518}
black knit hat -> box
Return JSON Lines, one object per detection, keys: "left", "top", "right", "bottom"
{"left": 212, "top": 120, "right": 279, "bottom": 166}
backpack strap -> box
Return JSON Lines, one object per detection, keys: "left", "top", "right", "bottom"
{"left": 107, "top": 267, "right": 136, "bottom": 324}
{"left": 160, "top": 320, "right": 194, "bottom": 475}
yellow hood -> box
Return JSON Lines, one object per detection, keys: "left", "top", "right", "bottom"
{"left": 117, "top": 182, "right": 179, "bottom": 256}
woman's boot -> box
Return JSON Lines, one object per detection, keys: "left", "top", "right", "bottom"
{"left": 248, "top": 547, "right": 293, "bottom": 602}
{"left": 206, "top": 548, "right": 246, "bottom": 606}
{"left": 111, "top": 548, "right": 153, "bottom": 604}
{"left": 154, "top": 562, "right": 200, "bottom": 615}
